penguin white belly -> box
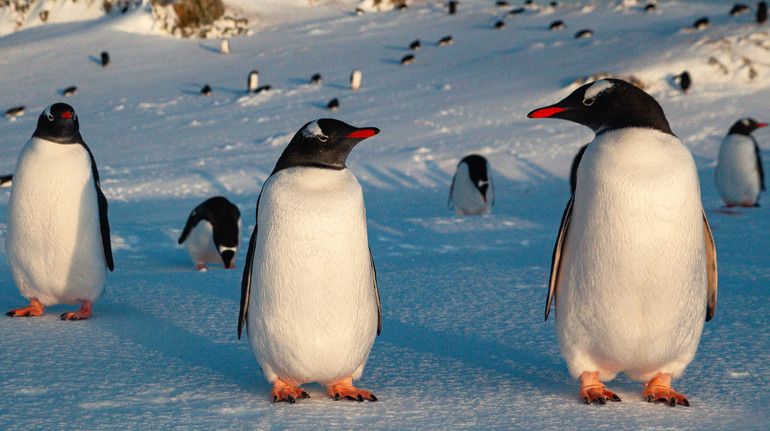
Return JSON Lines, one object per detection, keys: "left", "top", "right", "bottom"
{"left": 6, "top": 138, "right": 107, "bottom": 306}
{"left": 247, "top": 167, "right": 378, "bottom": 386}
{"left": 183, "top": 221, "right": 222, "bottom": 266}
{"left": 556, "top": 129, "right": 708, "bottom": 382}
{"left": 715, "top": 135, "right": 761, "bottom": 206}
{"left": 451, "top": 164, "right": 491, "bottom": 215}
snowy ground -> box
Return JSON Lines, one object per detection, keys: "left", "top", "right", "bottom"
{"left": 1, "top": 0, "right": 769, "bottom": 429}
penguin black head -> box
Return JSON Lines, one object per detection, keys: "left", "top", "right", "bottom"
{"left": 271, "top": 118, "right": 380, "bottom": 174}
{"left": 459, "top": 154, "right": 492, "bottom": 202}
{"left": 33, "top": 103, "right": 82, "bottom": 144}
{"left": 527, "top": 79, "right": 673, "bottom": 136}
{"left": 728, "top": 118, "right": 768, "bottom": 136}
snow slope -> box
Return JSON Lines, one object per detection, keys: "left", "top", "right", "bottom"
{"left": 1, "top": 0, "right": 769, "bottom": 429}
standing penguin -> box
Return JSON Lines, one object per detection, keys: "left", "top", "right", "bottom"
{"left": 238, "top": 119, "right": 381, "bottom": 403}
{"left": 178, "top": 196, "right": 241, "bottom": 271}
{"left": 448, "top": 154, "right": 494, "bottom": 215}
{"left": 528, "top": 79, "right": 717, "bottom": 406}
{"left": 6, "top": 103, "right": 114, "bottom": 320}
{"left": 715, "top": 118, "right": 767, "bottom": 207}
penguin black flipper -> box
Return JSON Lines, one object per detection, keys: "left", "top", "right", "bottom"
{"left": 703, "top": 209, "right": 718, "bottom": 322}
{"left": 546, "top": 197, "right": 573, "bottom": 321}
{"left": 370, "top": 248, "right": 382, "bottom": 336}
{"left": 81, "top": 141, "right": 114, "bottom": 271}
{"left": 753, "top": 137, "right": 765, "bottom": 191}
{"left": 178, "top": 208, "right": 205, "bottom": 244}
{"left": 238, "top": 195, "right": 261, "bottom": 339}
{"left": 448, "top": 170, "right": 458, "bottom": 208}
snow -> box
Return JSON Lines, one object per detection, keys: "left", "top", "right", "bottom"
{"left": 1, "top": 0, "right": 769, "bottom": 428}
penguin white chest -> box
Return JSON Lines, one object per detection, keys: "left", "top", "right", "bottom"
{"left": 557, "top": 129, "right": 708, "bottom": 382}
{"left": 450, "top": 163, "right": 492, "bottom": 215}
{"left": 6, "top": 138, "right": 107, "bottom": 305}
{"left": 247, "top": 167, "right": 378, "bottom": 386}
{"left": 184, "top": 221, "right": 221, "bottom": 266}
{"left": 715, "top": 134, "right": 762, "bottom": 206}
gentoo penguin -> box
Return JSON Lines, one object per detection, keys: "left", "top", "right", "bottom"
{"left": 0, "top": 174, "right": 12, "bottom": 187}
{"left": 6, "top": 103, "right": 114, "bottom": 320}
{"left": 528, "top": 79, "right": 717, "bottom": 406}
{"left": 448, "top": 154, "right": 494, "bottom": 215}
{"left": 238, "top": 118, "right": 381, "bottom": 403}
{"left": 715, "top": 118, "right": 767, "bottom": 207}
{"left": 758, "top": 1, "right": 768, "bottom": 24}
{"left": 178, "top": 196, "right": 241, "bottom": 271}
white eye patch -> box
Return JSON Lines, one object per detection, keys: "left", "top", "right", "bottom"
{"left": 43, "top": 105, "right": 54, "bottom": 121}
{"left": 583, "top": 80, "right": 614, "bottom": 105}
{"left": 302, "top": 120, "right": 328, "bottom": 141}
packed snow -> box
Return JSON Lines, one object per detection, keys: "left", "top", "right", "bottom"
{"left": 1, "top": 0, "right": 769, "bottom": 429}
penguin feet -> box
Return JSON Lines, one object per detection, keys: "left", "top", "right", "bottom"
{"left": 643, "top": 374, "right": 690, "bottom": 407}
{"left": 327, "top": 377, "right": 377, "bottom": 402}
{"left": 197, "top": 264, "right": 209, "bottom": 272}
{"left": 271, "top": 378, "right": 310, "bottom": 404}
{"left": 6, "top": 298, "right": 45, "bottom": 317}
{"left": 60, "top": 300, "right": 93, "bottom": 321}
{"left": 579, "top": 371, "right": 621, "bottom": 405}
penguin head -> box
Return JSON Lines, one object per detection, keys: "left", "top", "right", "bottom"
{"left": 728, "top": 118, "right": 768, "bottom": 136}
{"left": 527, "top": 79, "right": 673, "bottom": 135}
{"left": 218, "top": 246, "right": 236, "bottom": 269}
{"left": 459, "top": 154, "right": 491, "bottom": 202}
{"left": 272, "top": 119, "right": 380, "bottom": 174}
{"left": 33, "top": 103, "right": 81, "bottom": 144}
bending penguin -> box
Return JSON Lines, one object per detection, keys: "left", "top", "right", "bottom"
{"left": 238, "top": 118, "right": 382, "bottom": 403}
{"left": 448, "top": 154, "right": 494, "bottom": 215}
{"left": 6, "top": 103, "right": 114, "bottom": 320}
{"left": 528, "top": 79, "right": 717, "bottom": 407}
{"left": 714, "top": 118, "right": 766, "bottom": 207}
{"left": 178, "top": 196, "right": 241, "bottom": 271}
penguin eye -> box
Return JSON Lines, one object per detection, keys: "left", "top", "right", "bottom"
{"left": 317, "top": 134, "right": 328, "bottom": 143}
{"left": 583, "top": 97, "right": 595, "bottom": 106}
{"left": 46, "top": 114, "right": 54, "bottom": 121}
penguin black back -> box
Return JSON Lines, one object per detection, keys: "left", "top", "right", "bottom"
{"left": 527, "top": 79, "right": 673, "bottom": 135}
{"left": 271, "top": 118, "right": 379, "bottom": 174}
{"left": 33, "top": 103, "right": 83, "bottom": 144}
{"left": 178, "top": 196, "right": 241, "bottom": 249}
{"left": 460, "top": 154, "right": 490, "bottom": 190}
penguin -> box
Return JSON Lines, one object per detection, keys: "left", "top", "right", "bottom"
{"left": 248, "top": 70, "right": 259, "bottom": 93}
{"left": 569, "top": 144, "right": 588, "bottom": 194}
{"left": 409, "top": 39, "right": 421, "bottom": 51}
{"left": 676, "top": 71, "right": 691, "bottom": 93}
{"left": 201, "top": 84, "right": 212, "bottom": 96}
{"left": 326, "top": 98, "right": 340, "bottom": 111}
{"left": 759, "top": 1, "right": 768, "bottom": 24}
{"left": 527, "top": 79, "right": 717, "bottom": 407}
{"left": 574, "top": 29, "right": 593, "bottom": 39}
{"left": 4, "top": 106, "right": 24, "bottom": 117}
{"left": 61, "top": 86, "right": 78, "bottom": 96}
{"left": 448, "top": 0, "right": 458, "bottom": 15}
{"left": 178, "top": 196, "right": 241, "bottom": 271}
{"left": 692, "top": 17, "right": 709, "bottom": 29}
{"left": 6, "top": 103, "right": 114, "bottom": 320}
{"left": 714, "top": 118, "right": 767, "bottom": 207}
{"left": 238, "top": 118, "right": 381, "bottom": 403}
{"left": 401, "top": 54, "right": 416, "bottom": 65}
{"left": 0, "top": 174, "right": 12, "bottom": 187}
{"left": 438, "top": 35, "right": 454, "bottom": 46}
{"left": 549, "top": 20, "right": 565, "bottom": 31}
{"left": 729, "top": 4, "right": 750, "bottom": 16}
{"left": 494, "top": 20, "right": 506, "bottom": 30}
{"left": 350, "top": 70, "right": 362, "bottom": 91}
{"left": 100, "top": 51, "right": 110, "bottom": 67}
{"left": 310, "top": 73, "right": 323, "bottom": 84}
{"left": 448, "top": 154, "right": 494, "bottom": 215}
{"left": 220, "top": 38, "right": 230, "bottom": 55}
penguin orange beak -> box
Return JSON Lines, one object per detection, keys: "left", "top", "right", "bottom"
{"left": 346, "top": 128, "right": 380, "bottom": 139}
{"left": 60, "top": 111, "right": 73, "bottom": 119}
{"left": 527, "top": 107, "right": 567, "bottom": 118}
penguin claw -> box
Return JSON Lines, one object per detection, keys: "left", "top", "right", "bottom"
{"left": 579, "top": 372, "right": 621, "bottom": 405}
{"left": 271, "top": 379, "right": 307, "bottom": 404}
{"left": 642, "top": 374, "right": 690, "bottom": 407}
{"left": 6, "top": 299, "right": 45, "bottom": 317}
{"left": 326, "top": 378, "right": 377, "bottom": 402}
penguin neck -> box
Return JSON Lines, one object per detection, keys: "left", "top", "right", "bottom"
{"left": 271, "top": 160, "right": 346, "bottom": 176}
{"left": 32, "top": 129, "right": 84, "bottom": 145}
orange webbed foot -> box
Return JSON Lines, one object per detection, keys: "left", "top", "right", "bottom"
{"left": 197, "top": 264, "right": 208, "bottom": 272}
{"left": 327, "top": 377, "right": 377, "bottom": 402}
{"left": 643, "top": 374, "right": 690, "bottom": 407}
{"left": 271, "top": 379, "right": 309, "bottom": 404}
{"left": 579, "top": 372, "right": 621, "bottom": 405}
{"left": 60, "top": 301, "right": 93, "bottom": 321}
{"left": 6, "top": 298, "right": 45, "bottom": 317}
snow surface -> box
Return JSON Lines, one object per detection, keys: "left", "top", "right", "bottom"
{"left": 1, "top": 0, "right": 770, "bottom": 429}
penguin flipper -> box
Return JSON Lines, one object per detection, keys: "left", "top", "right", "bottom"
{"left": 546, "top": 197, "right": 574, "bottom": 321}
{"left": 81, "top": 141, "right": 113, "bottom": 271}
{"left": 238, "top": 227, "right": 257, "bottom": 339}
{"left": 703, "top": 209, "right": 718, "bottom": 322}
{"left": 178, "top": 208, "right": 204, "bottom": 244}
{"left": 370, "top": 248, "right": 382, "bottom": 336}
{"left": 753, "top": 138, "right": 765, "bottom": 191}
{"left": 448, "top": 171, "right": 458, "bottom": 208}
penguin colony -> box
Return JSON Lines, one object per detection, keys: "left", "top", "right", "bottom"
{"left": 6, "top": 0, "right": 770, "bottom": 411}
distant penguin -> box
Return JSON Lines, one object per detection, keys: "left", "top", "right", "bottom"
{"left": 409, "top": 39, "right": 421, "bottom": 51}
{"left": 528, "top": 79, "right": 717, "bottom": 407}
{"left": 448, "top": 0, "right": 458, "bottom": 14}
{"left": 677, "top": 71, "right": 691, "bottom": 92}
{"left": 100, "top": 51, "right": 110, "bottom": 67}
{"left": 549, "top": 20, "right": 565, "bottom": 30}
{"left": 758, "top": 1, "right": 768, "bottom": 23}
{"left": 508, "top": 7, "right": 525, "bottom": 15}
{"left": 178, "top": 196, "right": 241, "bottom": 271}
{"left": 311, "top": 73, "right": 323, "bottom": 84}
{"left": 569, "top": 144, "right": 588, "bottom": 194}
{"left": 401, "top": 54, "right": 416, "bottom": 65}
{"left": 729, "top": 4, "right": 750, "bottom": 16}
{"left": 6, "top": 103, "right": 114, "bottom": 320}
{"left": 438, "top": 35, "right": 454, "bottom": 46}
{"left": 350, "top": 70, "right": 362, "bottom": 91}
{"left": 327, "top": 98, "right": 340, "bottom": 111}
{"left": 449, "top": 154, "right": 494, "bottom": 215}
{"left": 248, "top": 71, "right": 259, "bottom": 93}
{"left": 201, "top": 84, "right": 212, "bottom": 96}
{"left": 494, "top": 20, "right": 506, "bottom": 30}
{"left": 0, "top": 174, "right": 13, "bottom": 187}
{"left": 255, "top": 85, "right": 272, "bottom": 94}
{"left": 62, "top": 86, "right": 78, "bottom": 96}
{"left": 496, "top": 0, "right": 509, "bottom": 7}
{"left": 4, "top": 106, "right": 25, "bottom": 117}
{"left": 644, "top": 3, "right": 656, "bottom": 12}
{"left": 238, "top": 118, "right": 382, "bottom": 403}
{"left": 692, "top": 17, "right": 709, "bottom": 29}
{"left": 715, "top": 118, "right": 767, "bottom": 207}
{"left": 575, "top": 29, "right": 593, "bottom": 39}
{"left": 221, "top": 38, "right": 230, "bottom": 55}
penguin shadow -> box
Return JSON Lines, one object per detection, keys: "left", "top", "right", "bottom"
{"left": 288, "top": 77, "right": 313, "bottom": 86}
{"left": 383, "top": 44, "right": 410, "bottom": 51}
{"left": 190, "top": 168, "right": 231, "bottom": 196}
{"left": 381, "top": 58, "right": 407, "bottom": 66}
{"left": 198, "top": 43, "right": 223, "bottom": 54}
{"left": 88, "top": 55, "right": 104, "bottom": 66}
